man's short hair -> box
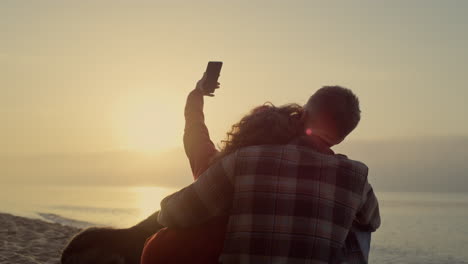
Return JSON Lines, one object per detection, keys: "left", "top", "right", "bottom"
{"left": 305, "top": 85, "right": 361, "bottom": 139}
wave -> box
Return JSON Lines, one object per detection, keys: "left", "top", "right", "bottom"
{"left": 37, "top": 212, "right": 96, "bottom": 229}
{"left": 50, "top": 205, "right": 139, "bottom": 215}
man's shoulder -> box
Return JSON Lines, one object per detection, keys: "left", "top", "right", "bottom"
{"left": 283, "top": 144, "right": 369, "bottom": 178}
{"left": 236, "top": 144, "right": 286, "bottom": 157}
{"left": 236, "top": 144, "right": 322, "bottom": 158}
{"left": 232, "top": 145, "right": 369, "bottom": 185}
{"left": 334, "top": 153, "right": 369, "bottom": 179}
{"left": 235, "top": 145, "right": 368, "bottom": 171}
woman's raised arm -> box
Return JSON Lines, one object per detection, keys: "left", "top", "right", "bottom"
{"left": 183, "top": 74, "right": 219, "bottom": 179}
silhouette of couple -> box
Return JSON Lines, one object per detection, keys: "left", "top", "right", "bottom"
{"left": 62, "top": 72, "right": 380, "bottom": 264}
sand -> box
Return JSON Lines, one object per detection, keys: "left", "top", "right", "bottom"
{"left": 0, "top": 213, "right": 80, "bottom": 264}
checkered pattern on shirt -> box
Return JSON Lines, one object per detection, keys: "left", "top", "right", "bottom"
{"left": 158, "top": 143, "right": 380, "bottom": 264}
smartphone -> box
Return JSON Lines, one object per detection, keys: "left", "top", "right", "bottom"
{"left": 203, "top": 61, "right": 223, "bottom": 93}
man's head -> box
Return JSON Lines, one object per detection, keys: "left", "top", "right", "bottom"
{"left": 302, "top": 85, "right": 361, "bottom": 146}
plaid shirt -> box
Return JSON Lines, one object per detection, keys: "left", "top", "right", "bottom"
{"left": 181, "top": 90, "right": 376, "bottom": 263}
{"left": 158, "top": 137, "right": 380, "bottom": 263}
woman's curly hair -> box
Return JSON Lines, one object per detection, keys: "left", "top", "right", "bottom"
{"left": 216, "top": 103, "right": 304, "bottom": 160}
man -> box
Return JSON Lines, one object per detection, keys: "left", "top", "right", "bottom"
{"left": 157, "top": 86, "right": 381, "bottom": 263}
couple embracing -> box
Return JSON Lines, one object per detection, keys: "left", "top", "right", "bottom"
{"left": 63, "top": 70, "right": 380, "bottom": 264}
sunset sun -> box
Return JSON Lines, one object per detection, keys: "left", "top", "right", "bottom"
{"left": 113, "top": 96, "right": 184, "bottom": 152}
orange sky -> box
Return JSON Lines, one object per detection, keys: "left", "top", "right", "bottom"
{"left": 2, "top": 0, "right": 468, "bottom": 154}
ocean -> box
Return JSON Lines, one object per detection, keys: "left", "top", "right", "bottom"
{"left": 1, "top": 184, "right": 467, "bottom": 263}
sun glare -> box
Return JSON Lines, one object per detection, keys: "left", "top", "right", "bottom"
{"left": 113, "top": 96, "right": 184, "bottom": 153}
{"left": 126, "top": 112, "right": 177, "bottom": 151}
{"left": 131, "top": 186, "right": 177, "bottom": 219}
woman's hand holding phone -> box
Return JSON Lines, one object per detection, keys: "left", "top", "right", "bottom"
{"left": 196, "top": 72, "right": 220, "bottom": 97}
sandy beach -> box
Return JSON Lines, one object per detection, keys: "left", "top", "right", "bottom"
{"left": 0, "top": 213, "right": 80, "bottom": 264}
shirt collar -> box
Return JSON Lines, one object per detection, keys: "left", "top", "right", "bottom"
{"left": 290, "top": 135, "right": 335, "bottom": 155}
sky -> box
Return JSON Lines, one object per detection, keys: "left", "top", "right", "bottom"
{"left": 2, "top": 0, "right": 468, "bottom": 155}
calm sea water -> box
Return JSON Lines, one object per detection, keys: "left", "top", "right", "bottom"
{"left": 1, "top": 184, "right": 467, "bottom": 263}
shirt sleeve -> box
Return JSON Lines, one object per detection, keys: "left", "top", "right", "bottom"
{"left": 157, "top": 151, "right": 237, "bottom": 228}
{"left": 183, "top": 89, "right": 219, "bottom": 179}
{"left": 132, "top": 210, "right": 165, "bottom": 237}
{"left": 355, "top": 181, "right": 381, "bottom": 232}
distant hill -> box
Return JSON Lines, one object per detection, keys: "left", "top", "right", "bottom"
{"left": 334, "top": 136, "right": 468, "bottom": 192}
{"left": 1, "top": 136, "right": 467, "bottom": 192}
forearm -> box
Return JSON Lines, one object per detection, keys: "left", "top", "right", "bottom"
{"left": 132, "top": 211, "right": 165, "bottom": 237}
{"left": 158, "top": 152, "right": 236, "bottom": 228}
{"left": 184, "top": 88, "right": 205, "bottom": 126}
{"left": 183, "top": 88, "right": 218, "bottom": 177}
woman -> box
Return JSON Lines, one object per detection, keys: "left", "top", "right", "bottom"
{"left": 140, "top": 74, "right": 304, "bottom": 264}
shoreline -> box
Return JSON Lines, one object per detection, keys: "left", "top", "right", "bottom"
{"left": 2, "top": 208, "right": 468, "bottom": 264}
{"left": 0, "top": 212, "right": 81, "bottom": 264}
